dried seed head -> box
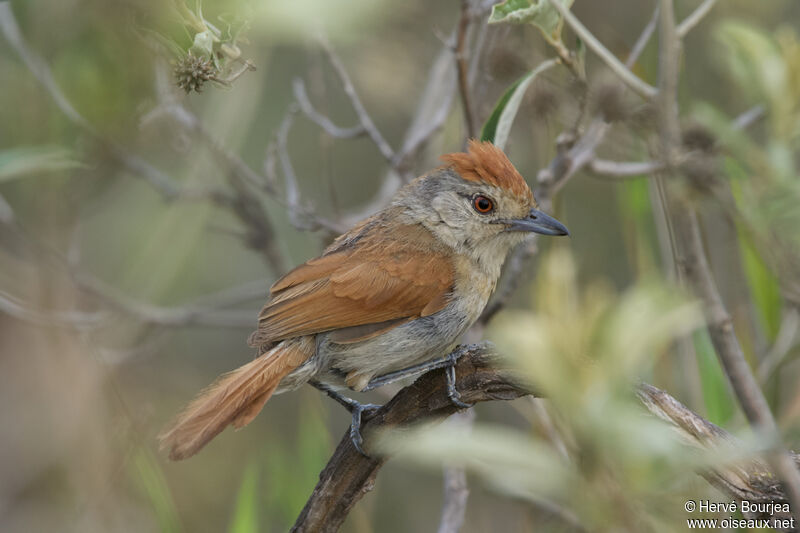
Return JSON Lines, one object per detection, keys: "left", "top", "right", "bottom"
{"left": 590, "top": 81, "right": 628, "bottom": 123}
{"left": 528, "top": 84, "right": 560, "bottom": 120}
{"left": 174, "top": 53, "right": 217, "bottom": 94}
{"left": 682, "top": 123, "right": 717, "bottom": 153}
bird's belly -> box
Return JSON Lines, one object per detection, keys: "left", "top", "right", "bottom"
{"left": 317, "top": 301, "right": 478, "bottom": 391}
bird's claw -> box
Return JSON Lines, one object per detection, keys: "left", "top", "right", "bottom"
{"left": 445, "top": 349, "right": 474, "bottom": 409}
{"left": 349, "top": 402, "right": 381, "bottom": 457}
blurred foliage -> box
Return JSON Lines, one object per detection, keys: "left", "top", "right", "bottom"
{"left": 380, "top": 251, "right": 728, "bottom": 532}
{"left": 227, "top": 463, "right": 259, "bottom": 533}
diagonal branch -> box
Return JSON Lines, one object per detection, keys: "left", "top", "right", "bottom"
{"left": 319, "top": 38, "right": 396, "bottom": 165}
{"left": 545, "top": 0, "right": 658, "bottom": 99}
{"left": 455, "top": 0, "right": 477, "bottom": 139}
{"left": 677, "top": 0, "right": 719, "bottom": 38}
{"left": 626, "top": 3, "right": 660, "bottom": 68}
{"left": 291, "top": 344, "right": 530, "bottom": 533}
{"left": 292, "top": 78, "right": 366, "bottom": 139}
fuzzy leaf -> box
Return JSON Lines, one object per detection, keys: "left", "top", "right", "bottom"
{"left": 0, "top": 146, "right": 83, "bottom": 182}
{"left": 481, "top": 59, "right": 556, "bottom": 148}
{"left": 228, "top": 464, "right": 260, "bottom": 533}
{"left": 489, "top": 0, "right": 574, "bottom": 42}
{"left": 693, "top": 330, "right": 736, "bottom": 426}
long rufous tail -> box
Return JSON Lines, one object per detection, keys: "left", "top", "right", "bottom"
{"left": 159, "top": 337, "right": 313, "bottom": 460}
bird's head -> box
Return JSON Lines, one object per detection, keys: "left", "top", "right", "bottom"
{"left": 395, "top": 140, "right": 568, "bottom": 271}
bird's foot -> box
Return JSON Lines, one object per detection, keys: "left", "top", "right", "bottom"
{"left": 348, "top": 401, "right": 381, "bottom": 457}
{"left": 444, "top": 348, "right": 474, "bottom": 409}
{"left": 309, "top": 380, "right": 381, "bottom": 457}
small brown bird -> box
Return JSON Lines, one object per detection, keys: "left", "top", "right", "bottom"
{"left": 160, "top": 140, "right": 568, "bottom": 459}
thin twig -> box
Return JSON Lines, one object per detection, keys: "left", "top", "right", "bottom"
{"left": 625, "top": 3, "right": 660, "bottom": 68}
{"left": 292, "top": 78, "right": 366, "bottom": 139}
{"left": 264, "top": 108, "right": 346, "bottom": 237}
{"left": 538, "top": 117, "right": 610, "bottom": 196}
{"left": 0, "top": 192, "right": 14, "bottom": 223}
{"left": 732, "top": 104, "right": 766, "bottom": 131}
{"left": 758, "top": 309, "right": 800, "bottom": 384}
{"left": 455, "top": 0, "right": 476, "bottom": 139}
{"left": 0, "top": 289, "right": 105, "bottom": 329}
{"left": 437, "top": 410, "right": 474, "bottom": 533}
{"left": 588, "top": 158, "right": 665, "bottom": 179}
{"left": 74, "top": 273, "right": 255, "bottom": 328}
{"left": 319, "top": 38, "right": 396, "bottom": 164}
{"left": 677, "top": 0, "right": 719, "bottom": 38}
{"left": 546, "top": 0, "right": 658, "bottom": 100}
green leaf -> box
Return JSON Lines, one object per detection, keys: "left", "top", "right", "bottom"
{"left": 190, "top": 30, "right": 215, "bottom": 57}
{"left": 131, "top": 447, "right": 183, "bottom": 533}
{"left": 480, "top": 59, "right": 557, "bottom": 148}
{"left": 693, "top": 330, "right": 735, "bottom": 426}
{"left": 729, "top": 179, "right": 782, "bottom": 341}
{"left": 0, "top": 146, "right": 83, "bottom": 182}
{"left": 489, "top": 0, "right": 574, "bottom": 42}
{"left": 228, "top": 463, "right": 260, "bottom": 533}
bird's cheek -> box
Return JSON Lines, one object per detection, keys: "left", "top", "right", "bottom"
{"left": 431, "top": 195, "right": 466, "bottom": 229}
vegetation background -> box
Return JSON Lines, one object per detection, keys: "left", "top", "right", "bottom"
{"left": 0, "top": 0, "right": 799, "bottom": 531}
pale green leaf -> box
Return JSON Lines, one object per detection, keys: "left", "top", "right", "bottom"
{"left": 693, "top": 330, "right": 735, "bottom": 426}
{"left": 489, "top": 0, "right": 574, "bottom": 42}
{"left": 228, "top": 463, "right": 260, "bottom": 533}
{"left": 481, "top": 59, "right": 557, "bottom": 148}
{"left": 0, "top": 146, "right": 83, "bottom": 182}
{"left": 191, "top": 30, "right": 215, "bottom": 57}
{"left": 131, "top": 447, "right": 183, "bottom": 533}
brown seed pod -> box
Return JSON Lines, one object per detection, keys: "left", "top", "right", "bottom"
{"left": 173, "top": 53, "right": 217, "bottom": 94}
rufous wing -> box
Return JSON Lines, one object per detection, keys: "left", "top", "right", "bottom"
{"left": 248, "top": 222, "right": 454, "bottom": 346}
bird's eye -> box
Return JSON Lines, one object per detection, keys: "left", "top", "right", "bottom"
{"left": 472, "top": 195, "right": 494, "bottom": 214}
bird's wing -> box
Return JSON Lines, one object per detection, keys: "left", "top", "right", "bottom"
{"left": 248, "top": 223, "right": 454, "bottom": 346}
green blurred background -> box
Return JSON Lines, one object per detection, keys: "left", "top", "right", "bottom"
{"left": 1, "top": 0, "right": 799, "bottom": 531}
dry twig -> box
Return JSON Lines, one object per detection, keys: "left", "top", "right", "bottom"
{"left": 545, "top": 0, "right": 658, "bottom": 99}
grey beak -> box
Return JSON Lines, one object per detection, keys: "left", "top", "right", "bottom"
{"left": 501, "top": 208, "right": 569, "bottom": 236}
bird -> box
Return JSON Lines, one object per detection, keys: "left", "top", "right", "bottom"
{"left": 160, "top": 140, "right": 569, "bottom": 460}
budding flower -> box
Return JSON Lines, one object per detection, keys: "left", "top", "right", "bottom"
{"left": 174, "top": 53, "right": 218, "bottom": 94}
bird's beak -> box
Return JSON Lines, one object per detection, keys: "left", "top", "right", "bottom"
{"left": 500, "top": 208, "right": 569, "bottom": 236}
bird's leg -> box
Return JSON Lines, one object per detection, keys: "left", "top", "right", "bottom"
{"left": 309, "top": 380, "right": 380, "bottom": 457}
{"left": 363, "top": 344, "right": 475, "bottom": 409}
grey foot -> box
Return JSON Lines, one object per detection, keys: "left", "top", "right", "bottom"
{"left": 309, "top": 380, "right": 381, "bottom": 457}
{"left": 445, "top": 349, "right": 473, "bottom": 409}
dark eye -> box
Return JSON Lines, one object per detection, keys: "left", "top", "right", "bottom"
{"left": 472, "top": 195, "right": 494, "bottom": 214}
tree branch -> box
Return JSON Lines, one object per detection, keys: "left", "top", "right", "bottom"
{"left": 292, "top": 78, "right": 366, "bottom": 139}
{"left": 291, "top": 343, "right": 799, "bottom": 531}
{"left": 291, "top": 344, "right": 530, "bottom": 533}
{"left": 638, "top": 383, "right": 799, "bottom": 530}
{"left": 626, "top": 3, "right": 659, "bottom": 68}
{"left": 319, "top": 38, "right": 396, "bottom": 165}
{"left": 676, "top": 0, "right": 719, "bottom": 38}
{"left": 546, "top": 0, "right": 658, "bottom": 100}
{"left": 455, "top": 0, "right": 476, "bottom": 139}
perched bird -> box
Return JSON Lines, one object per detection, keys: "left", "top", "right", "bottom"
{"left": 160, "top": 140, "right": 568, "bottom": 460}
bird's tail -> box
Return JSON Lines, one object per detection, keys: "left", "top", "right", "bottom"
{"left": 159, "top": 337, "right": 313, "bottom": 460}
